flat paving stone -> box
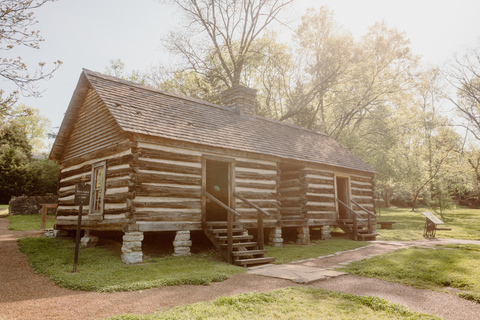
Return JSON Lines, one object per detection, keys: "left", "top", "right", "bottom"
{"left": 248, "top": 264, "right": 348, "bottom": 284}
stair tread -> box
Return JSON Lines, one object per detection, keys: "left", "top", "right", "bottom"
{"left": 220, "top": 242, "right": 258, "bottom": 248}
{"left": 209, "top": 228, "right": 246, "bottom": 234}
{"left": 234, "top": 257, "right": 275, "bottom": 266}
{"left": 232, "top": 249, "right": 267, "bottom": 256}
{"left": 214, "top": 235, "right": 254, "bottom": 241}
{"left": 338, "top": 219, "right": 367, "bottom": 223}
{"left": 357, "top": 233, "right": 378, "bottom": 238}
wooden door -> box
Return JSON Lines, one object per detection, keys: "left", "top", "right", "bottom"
{"left": 205, "top": 159, "right": 230, "bottom": 221}
{"left": 336, "top": 176, "right": 350, "bottom": 219}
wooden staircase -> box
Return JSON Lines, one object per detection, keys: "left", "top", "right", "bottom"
{"left": 337, "top": 218, "right": 378, "bottom": 241}
{"left": 336, "top": 198, "right": 378, "bottom": 241}
{"left": 204, "top": 221, "right": 275, "bottom": 267}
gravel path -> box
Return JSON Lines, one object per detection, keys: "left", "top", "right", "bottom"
{"left": 1, "top": 216, "right": 480, "bottom": 320}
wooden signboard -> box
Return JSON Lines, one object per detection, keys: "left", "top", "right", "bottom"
{"left": 421, "top": 211, "right": 444, "bottom": 225}
{"left": 74, "top": 183, "right": 91, "bottom": 205}
{"left": 73, "top": 181, "right": 90, "bottom": 272}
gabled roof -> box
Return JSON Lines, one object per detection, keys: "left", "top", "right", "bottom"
{"left": 51, "top": 69, "right": 375, "bottom": 174}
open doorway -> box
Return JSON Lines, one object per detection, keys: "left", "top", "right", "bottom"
{"left": 205, "top": 159, "right": 230, "bottom": 221}
{"left": 336, "top": 176, "right": 350, "bottom": 219}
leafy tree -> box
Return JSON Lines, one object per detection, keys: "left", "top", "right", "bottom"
{"left": 0, "top": 0, "right": 62, "bottom": 115}
{"left": 444, "top": 45, "right": 480, "bottom": 139}
{"left": 0, "top": 123, "right": 59, "bottom": 203}
{"left": 0, "top": 124, "right": 33, "bottom": 202}
{"left": 1, "top": 104, "right": 52, "bottom": 152}
{"left": 165, "top": 0, "right": 292, "bottom": 88}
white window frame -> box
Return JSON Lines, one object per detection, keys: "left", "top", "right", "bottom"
{"left": 89, "top": 161, "right": 106, "bottom": 218}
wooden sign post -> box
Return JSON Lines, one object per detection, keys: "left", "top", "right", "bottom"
{"left": 73, "top": 178, "right": 90, "bottom": 272}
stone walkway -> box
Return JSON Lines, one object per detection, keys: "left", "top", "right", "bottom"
{"left": 249, "top": 239, "right": 480, "bottom": 284}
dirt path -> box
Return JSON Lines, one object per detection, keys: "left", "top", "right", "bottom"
{"left": 1, "top": 217, "right": 480, "bottom": 320}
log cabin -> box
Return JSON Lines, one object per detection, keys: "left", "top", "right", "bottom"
{"left": 49, "top": 69, "right": 378, "bottom": 266}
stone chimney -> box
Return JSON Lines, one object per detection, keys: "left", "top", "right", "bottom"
{"left": 221, "top": 85, "right": 257, "bottom": 116}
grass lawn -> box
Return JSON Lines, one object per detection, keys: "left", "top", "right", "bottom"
{"left": 8, "top": 214, "right": 56, "bottom": 231}
{"left": 108, "top": 287, "right": 440, "bottom": 320}
{"left": 376, "top": 207, "right": 480, "bottom": 241}
{"left": 267, "top": 238, "right": 369, "bottom": 264}
{"left": 18, "top": 236, "right": 245, "bottom": 292}
{"left": 0, "top": 204, "right": 8, "bottom": 217}
{"left": 340, "top": 244, "right": 480, "bottom": 303}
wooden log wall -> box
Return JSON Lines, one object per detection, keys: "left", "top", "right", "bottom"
{"left": 350, "top": 175, "right": 375, "bottom": 217}
{"left": 56, "top": 147, "right": 133, "bottom": 231}
{"left": 304, "top": 168, "right": 336, "bottom": 224}
{"left": 62, "top": 89, "right": 127, "bottom": 162}
{"left": 132, "top": 142, "right": 203, "bottom": 232}
{"left": 277, "top": 164, "right": 307, "bottom": 220}
{"left": 234, "top": 159, "right": 279, "bottom": 226}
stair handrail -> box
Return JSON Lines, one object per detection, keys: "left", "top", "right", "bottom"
{"left": 204, "top": 191, "right": 241, "bottom": 217}
{"left": 336, "top": 198, "right": 361, "bottom": 240}
{"left": 351, "top": 199, "right": 376, "bottom": 234}
{"left": 234, "top": 191, "right": 269, "bottom": 250}
{"left": 204, "top": 191, "right": 241, "bottom": 263}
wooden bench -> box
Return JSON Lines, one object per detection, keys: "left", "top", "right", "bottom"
{"left": 377, "top": 221, "right": 396, "bottom": 229}
{"left": 40, "top": 204, "right": 58, "bottom": 229}
{"left": 421, "top": 211, "right": 451, "bottom": 238}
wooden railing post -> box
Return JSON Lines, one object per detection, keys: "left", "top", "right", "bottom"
{"left": 257, "top": 210, "right": 264, "bottom": 250}
{"left": 40, "top": 205, "right": 47, "bottom": 229}
{"left": 367, "top": 214, "right": 373, "bottom": 234}
{"left": 233, "top": 192, "right": 269, "bottom": 251}
{"left": 352, "top": 209, "right": 358, "bottom": 241}
{"left": 227, "top": 211, "right": 233, "bottom": 264}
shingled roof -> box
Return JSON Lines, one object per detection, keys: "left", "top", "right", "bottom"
{"left": 51, "top": 69, "right": 375, "bottom": 174}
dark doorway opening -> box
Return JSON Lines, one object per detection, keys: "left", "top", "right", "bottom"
{"left": 336, "top": 177, "right": 350, "bottom": 219}
{"left": 205, "top": 160, "right": 229, "bottom": 221}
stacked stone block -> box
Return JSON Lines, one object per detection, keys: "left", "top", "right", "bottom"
{"left": 8, "top": 195, "right": 57, "bottom": 215}
{"left": 296, "top": 226, "right": 310, "bottom": 245}
{"left": 80, "top": 230, "right": 99, "bottom": 248}
{"left": 268, "top": 227, "right": 283, "bottom": 247}
{"left": 121, "top": 232, "right": 144, "bottom": 264}
{"left": 173, "top": 230, "right": 192, "bottom": 256}
{"left": 321, "top": 225, "right": 332, "bottom": 240}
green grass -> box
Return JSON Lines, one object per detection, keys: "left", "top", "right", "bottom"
{"left": 267, "top": 238, "right": 369, "bottom": 264}
{"left": 18, "top": 237, "right": 244, "bottom": 292}
{"left": 340, "top": 244, "right": 480, "bottom": 302}
{"left": 7, "top": 214, "right": 56, "bottom": 231}
{"left": 0, "top": 204, "right": 8, "bottom": 217}
{"left": 107, "top": 287, "right": 440, "bottom": 320}
{"left": 376, "top": 207, "right": 480, "bottom": 241}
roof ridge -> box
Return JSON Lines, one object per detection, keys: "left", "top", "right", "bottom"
{"left": 82, "top": 68, "right": 235, "bottom": 114}
{"left": 82, "top": 69, "right": 329, "bottom": 139}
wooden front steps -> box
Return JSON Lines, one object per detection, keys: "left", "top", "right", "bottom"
{"left": 337, "top": 218, "right": 378, "bottom": 241}
{"left": 204, "top": 221, "right": 275, "bottom": 267}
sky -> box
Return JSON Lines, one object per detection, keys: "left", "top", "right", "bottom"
{"left": 3, "top": 0, "right": 480, "bottom": 141}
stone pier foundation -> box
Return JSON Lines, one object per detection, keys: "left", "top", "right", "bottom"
{"left": 173, "top": 230, "right": 192, "bottom": 256}
{"left": 80, "top": 230, "right": 98, "bottom": 248}
{"left": 297, "top": 226, "right": 310, "bottom": 245}
{"left": 321, "top": 225, "right": 332, "bottom": 240}
{"left": 268, "top": 227, "right": 283, "bottom": 247}
{"left": 121, "top": 231, "right": 144, "bottom": 264}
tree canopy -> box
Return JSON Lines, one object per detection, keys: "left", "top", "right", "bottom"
{"left": 0, "top": 0, "right": 62, "bottom": 116}
{"left": 106, "top": 3, "right": 480, "bottom": 210}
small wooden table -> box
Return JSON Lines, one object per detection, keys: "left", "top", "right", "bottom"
{"left": 40, "top": 204, "right": 58, "bottom": 229}
{"left": 421, "top": 211, "right": 451, "bottom": 238}
{"left": 377, "top": 221, "right": 396, "bottom": 229}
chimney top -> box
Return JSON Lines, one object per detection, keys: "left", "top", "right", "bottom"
{"left": 221, "top": 85, "right": 257, "bottom": 116}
